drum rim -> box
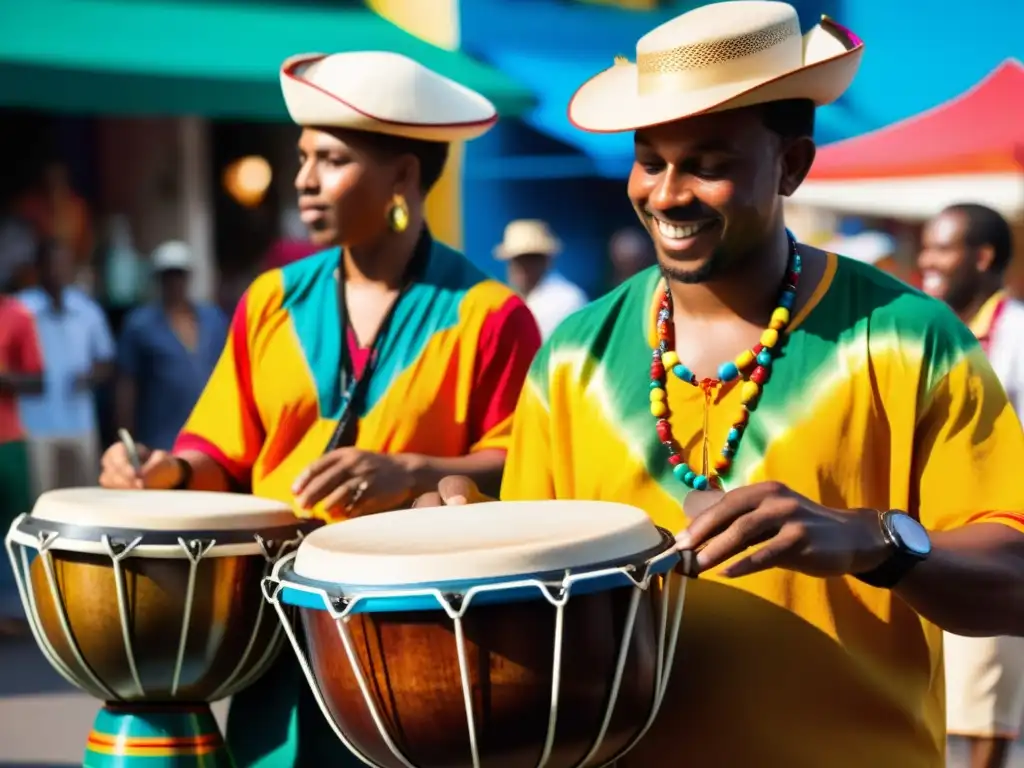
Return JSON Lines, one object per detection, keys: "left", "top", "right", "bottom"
{"left": 11, "top": 514, "right": 322, "bottom": 548}
{"left": 274, "top": 526, "right": 678, "bottom": 608}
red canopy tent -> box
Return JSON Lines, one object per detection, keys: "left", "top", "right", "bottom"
{"left": 793, "top": 59, "right": 1024, "bottom": 219}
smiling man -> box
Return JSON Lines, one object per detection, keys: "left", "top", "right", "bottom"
{"left": 414, "top": 3, "right": 1024, "bottom": 767}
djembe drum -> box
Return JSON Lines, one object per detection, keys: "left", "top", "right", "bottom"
{"left": 264, "top": 500, "right": 689, "bottom": 768}
{"left": 5, "top": 488, "right": 320, "bottom": 767}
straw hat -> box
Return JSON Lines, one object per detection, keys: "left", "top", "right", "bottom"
{"left": 494, "top": 220, "right": 562, "bottom": 261}
{"left": 281, "top": 51, "right": 498, "bottom": 142}
{"left": 569, "top": 1, "right": 864, "bottom": 134}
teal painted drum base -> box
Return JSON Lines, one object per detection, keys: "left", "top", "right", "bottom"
{"left": 84, "top": 702, "right": 234, "bottom": 767}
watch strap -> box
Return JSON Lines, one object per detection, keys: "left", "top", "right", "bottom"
{"left": 853, "top": 511, "right": 923, "bottom": 589}
{"left": 170, "top": 456, "right": 193, "bottom": 490}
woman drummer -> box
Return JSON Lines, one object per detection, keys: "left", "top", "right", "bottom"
{"left": 99, "top": 51, "right": 542, "bottom": 766}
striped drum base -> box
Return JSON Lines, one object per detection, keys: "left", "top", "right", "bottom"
{"left": 84, "top": 703, "right": 234, "bottom": 767}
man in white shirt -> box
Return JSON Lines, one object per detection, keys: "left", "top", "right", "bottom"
{"left": 494, "top": 219, "right": 588, "bottom": 340}
{"left": 919, "top": 202, "right": 1024, "bottom": 768}
{"left": 18, "top": 239, "right": 115, "bottom": 492}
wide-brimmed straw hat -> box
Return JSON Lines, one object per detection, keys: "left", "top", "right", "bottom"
{"left": 569, "top": 1, "right": 864, "bottom": 134}
{"left": 494, "top": 220, "right": 562, "bottom": 261}
{"left": 281, "top": 51, "right": 498, "bottom": 142}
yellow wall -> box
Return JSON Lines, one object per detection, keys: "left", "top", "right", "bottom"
{"left": 366, "top": 0, "right": 463, "bottom": 248}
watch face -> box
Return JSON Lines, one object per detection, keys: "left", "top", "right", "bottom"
{"left": 889, "top": 513, "right": 932, "bottom": 557}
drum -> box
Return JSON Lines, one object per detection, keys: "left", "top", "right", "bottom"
{"left": 5, "top": 488, "right": 320, "bottom": 768}
{"left": 264, "top": 500, "right": 689, "bottom": 768}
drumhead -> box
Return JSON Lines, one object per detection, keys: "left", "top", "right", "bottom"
{"left": 31, "top": 488, "right": 299, "bottom": 531}
{"left": 292, "top": 500, "right": 665, "bottom": 586}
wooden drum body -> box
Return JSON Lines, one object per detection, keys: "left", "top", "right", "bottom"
{"left": 5, "top": 488, "right": 319, "bottom": 768}
{"left": 265, "top": 500, "right": 689, "bottom": 768}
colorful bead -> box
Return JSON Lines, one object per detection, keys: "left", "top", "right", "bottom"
{"left": 650, "top": 231, "right": 799, "bottom": 492}
{"left": 673, "top": 364, "right": 694, "bottom": 382}
{"left": 718, "top": 361, "right": 740, "bottom": 382}
{"left": 656, "top": 419, "right": 671, "bottom": 442}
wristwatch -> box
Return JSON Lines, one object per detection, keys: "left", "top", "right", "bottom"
{"left": 171, "top": 456, "right": 193, "bottom": 491}
{"left": 854, "top": 511, "right": 932, "bottom": 589}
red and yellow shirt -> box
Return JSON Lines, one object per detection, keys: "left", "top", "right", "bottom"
{"left": 502, "top": 253, "right": 1024, "bottom": 768}
{"left": 177, "top": 238, "right": 540, "bottom": 519}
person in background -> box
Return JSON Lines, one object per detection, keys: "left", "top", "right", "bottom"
{"left": 18, "top": 239, "right": 115, "bottom": 491}
{"left": 608, "top": 226, "right": 656, "bottom": 287}
{"left": 495, "top": 219, "right": 588, "bottom": 339}
{"left": 15, "top": 162, "right": 94, "bottom": 283}
{"left": 0, "top": 270, "right": 43, "bottom": 636}
{"left": 115, "top": 241, "right": 228, "bottom": 451}
{"left": 919, "top": 202, "right": 1024, "bottom": 768}
{"left": 98, "top": 50, "right": 541, "bottom": 766}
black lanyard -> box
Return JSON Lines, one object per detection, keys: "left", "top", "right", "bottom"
{"left": 323, "top": 229, "right": 432, "bottom": 453}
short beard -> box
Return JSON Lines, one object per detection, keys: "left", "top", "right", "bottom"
{"left": 660, "top": 247, "right": 726, "bottom": 285}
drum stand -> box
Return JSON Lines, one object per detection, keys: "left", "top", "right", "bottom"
{"left": 85, "top": 702, "right": 233, "bottom": 768}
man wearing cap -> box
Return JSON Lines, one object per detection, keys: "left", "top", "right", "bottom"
{"left": 414, "top": 3, "right": 1024, "bottom": 766}
{"left": 919, "top": 203, "right": 1024, "bottom": 768}
{"left": 115, "top": 241, "right": 228, "bottom": 452}
{"left": 495, "top": 219, "right": 588, "bottom": 339}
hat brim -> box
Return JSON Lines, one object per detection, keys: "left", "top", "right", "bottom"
{"left": 568, "top": 19, "right": 864, "bottom": 134}
{"left": 493, "top": 242, "right": 562, "bottom": 261}
{"left": 281, "top": 53, "right": 498, "bottom": 143}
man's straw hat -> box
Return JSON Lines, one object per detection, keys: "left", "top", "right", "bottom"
{"left": 281, "top": 51, "right": 498, "bottom": 142}
{"left": 569, "top": 1, "right": 864, "bottom": 134}
{"left": 494, "top": 220, "right": 562, "bottom": 261}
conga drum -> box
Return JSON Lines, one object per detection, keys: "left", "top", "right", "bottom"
{"left": 264, "top": 500, "right": 689, "bottom": 768}
{"left": 5, "top": 488, "right": 320, "bottom": 767}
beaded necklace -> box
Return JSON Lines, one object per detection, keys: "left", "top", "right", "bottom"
{"left": 649, "top": 232, "right": 801, "bottom": 491}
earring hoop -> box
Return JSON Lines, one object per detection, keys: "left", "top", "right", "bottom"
{"left": 386, "top": 194, "right": 409, "bottom": 234}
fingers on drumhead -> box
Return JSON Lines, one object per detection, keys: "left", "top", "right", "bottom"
{"left": 411, "top": 492, "right": 443, "bottom": 509}
{"left": 438, "top": 475, "right": 477, "bottom": 505}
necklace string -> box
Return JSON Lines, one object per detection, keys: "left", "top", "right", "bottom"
{"left": 649, "top": 231, "right": 802, "bottom": 491}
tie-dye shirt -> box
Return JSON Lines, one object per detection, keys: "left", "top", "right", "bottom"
{"left": 176, "top": 235, "right": 540, "bottom": 520}
{"left": 502, "top": 251, "right": 1024, "bottom": 768}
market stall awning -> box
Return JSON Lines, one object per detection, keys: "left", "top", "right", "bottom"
{"left": 806, "top": 59, "right": 1024, "bottom": 180}
{"left": 0, "top": 0, "right": 536, "bottom": 120}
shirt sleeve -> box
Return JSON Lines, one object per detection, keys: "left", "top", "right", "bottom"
{"left": 117, "top": 313, "right": 143, "bottom": 378}
{"left": 173, "top": 283, "right": 269, "bottom": 487}
{"left": 88, "top": 301, "right": 116, "bottom": 363}
{"left": 914, "top": 341, "right": 1024, "bottom": 535}
{"left": 467, "top": 295, "right": 542, "bottom": 453}
{"left": 11, "top": 304, "right": 43, "bottom": 374}
{"left": 500, "top": 347, "right": 557, "bottom": 501}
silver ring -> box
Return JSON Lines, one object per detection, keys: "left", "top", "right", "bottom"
{"left": 346, "top": 479, "right": 370, "bottom": 512}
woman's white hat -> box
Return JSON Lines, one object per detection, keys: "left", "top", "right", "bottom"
{"left": 569, "top": 1, "right": 864, "bottom": 134}
{"left": 281, "top": 51, "right": 498, "bottom": 142}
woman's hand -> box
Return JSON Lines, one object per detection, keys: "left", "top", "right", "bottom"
{"left": 293, "top": 448, "right": 418, "bottom": 517}
{"left": 99, "top": 443, "right": 185, "bottom": 490}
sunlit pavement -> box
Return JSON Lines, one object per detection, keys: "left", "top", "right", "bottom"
{"left": 0, "top": 634, "right": 1019, "bottom": 767}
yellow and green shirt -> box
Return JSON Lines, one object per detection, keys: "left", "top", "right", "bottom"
{"left": 502, "top": 252, "right": 1024, "bottom": 768}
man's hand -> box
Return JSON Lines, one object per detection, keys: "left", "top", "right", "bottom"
{"left": 678, "top": 482, "right": 889, "bottom": 578}
{"left": 292, "top": 448, "right": 417, "bottom": 518}
{"left": 410, "top": 475, "right": 494, "bottom": 508}
{"left": 99, "top": 442, "right": 184, "bottom": 490}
